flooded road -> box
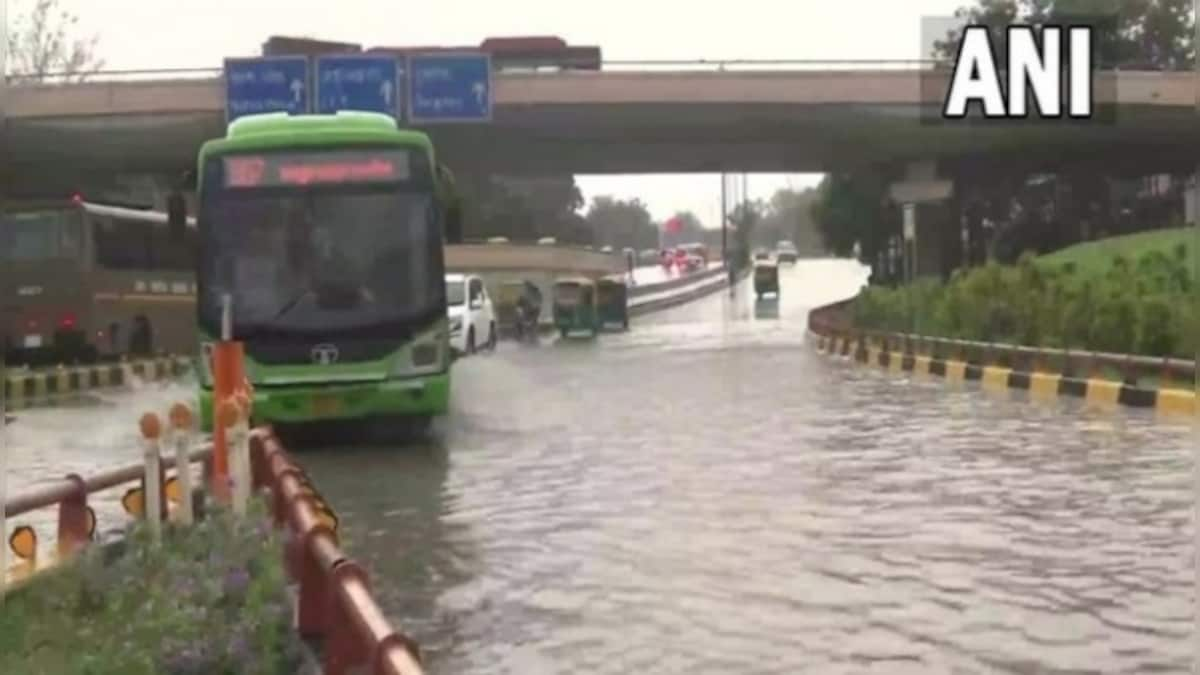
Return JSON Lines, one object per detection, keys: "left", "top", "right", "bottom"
{"left": 6, "top": 259, "right": 1193, "bottom": 673}
{"left": 297, "top": 260, "right": 1194, "bottom": 674}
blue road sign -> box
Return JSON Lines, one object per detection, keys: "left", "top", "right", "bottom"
{"left": 224, "top": 56, "right": 310, "bottom": 123}
{"left": 315, "top": 54, "right": 402, "bottom": 117}
{"left": 407, "top": 52, "right": 493, "bottom": 124}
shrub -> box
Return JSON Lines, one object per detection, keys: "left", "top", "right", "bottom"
{"left": 0, "top": 503, "right": 304, "bottom": 675}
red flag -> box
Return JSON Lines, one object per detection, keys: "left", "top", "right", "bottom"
{"left": 664, "top": 216, "right": 682, "bottom": 233}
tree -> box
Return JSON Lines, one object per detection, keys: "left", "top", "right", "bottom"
{"left": 6, "top": 0, "right": 104, "bottom": 81}
{"left": 584, "top": 196, "right": 657, "bottom": 249}
{"left": 457, "top": 174, "right": 586, "bottom": 243}
{"left": 810, "top": 172, "right": 899, "bottom": 265}
{"left": 755, "top": 187, "right": 824, "bottom": 254}
{"left": 933, "top": 0, "right": 1194, "bottom": 70}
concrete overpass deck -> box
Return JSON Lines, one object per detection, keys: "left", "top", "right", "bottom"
{"left": 4, "top": 65, "right": 1200, "bottom": 194}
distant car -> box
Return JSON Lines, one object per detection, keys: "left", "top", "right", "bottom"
{"left": 537, "top": 236, "right": 558, "bottom": 245}
{"left": 486, "top": 236, "right": 510, "bottom": 244}
{"left": 600, "top": 245, "right": 614, "bottom": 253}
{"left": 685, "top": 254, "right": 703, "bottom": 272}
{"left": 446, "top": 273, "right": 496, "bottom": 355}
{"left": 776, "top": 249, "right": 798, "bottom": 264}
{"left": 753, "top": 249, "right": 772, "bottom": 261}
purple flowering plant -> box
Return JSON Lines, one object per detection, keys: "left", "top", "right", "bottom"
{"left": 1, "top": 499, "right": 305, "bottom": 674}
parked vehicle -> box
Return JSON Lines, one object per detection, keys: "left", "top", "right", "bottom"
{"left": 446, "top": 273, "right": 497, "bottom": 354}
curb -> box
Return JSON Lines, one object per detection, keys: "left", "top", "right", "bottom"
{"left": 3, "top": 356, "right": 192, "bottom": 409}
{"left": 810, "top": 331, "right": 1198, "bottom": 417}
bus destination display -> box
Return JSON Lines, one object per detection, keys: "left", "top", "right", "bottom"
{"left": 223, "top": 149, "right": 411, "bottom": 188}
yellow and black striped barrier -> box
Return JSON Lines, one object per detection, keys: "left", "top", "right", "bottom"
{"left": 812, "top": 333, "right": 1197, "bottom": 418}
{"left": 2, "top": 356, "right": 192, "bottom": 409}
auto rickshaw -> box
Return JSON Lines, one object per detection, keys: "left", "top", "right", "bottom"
{"left": 753, "top": 260, "right": 780, "bottom": 299}
{"left": 596, "top": 277, "right": 629, "bottom": 330}
{"left": 496, "top": 279, "right": 543, "bottom": 340}
{"left": 553, "top": 277, "right": 599, "bottom": 338}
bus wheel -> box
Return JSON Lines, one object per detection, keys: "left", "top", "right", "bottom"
{"left": 466, "top": 328, "right": 476, "bottom": 354}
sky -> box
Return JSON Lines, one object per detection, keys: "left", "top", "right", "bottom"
{"left": 7, "top": 0, "right": 968, "bottom": 226}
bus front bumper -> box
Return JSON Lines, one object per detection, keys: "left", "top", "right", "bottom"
{"left": 198, "top": 372, "right": 450, "bottom": 431}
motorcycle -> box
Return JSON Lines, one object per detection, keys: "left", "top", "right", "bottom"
{"left": 514, "top": 302, "right": 540, "bottom": 342}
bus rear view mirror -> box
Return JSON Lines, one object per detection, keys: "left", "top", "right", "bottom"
{"left": 167, "top": 192, "right": 187, "bottom": 242}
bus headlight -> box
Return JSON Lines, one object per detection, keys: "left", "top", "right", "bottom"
{"left": 412, "top": 343, "right": 438, "bottom": 367}
{"left": 393, "top": 341, "right": 442, "bottom": 376}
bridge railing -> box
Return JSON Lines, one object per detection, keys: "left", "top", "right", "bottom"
{"left": 8, "top": 59, "right": 1196, "bottom": 85}
{"left": 3, "top": 59, "right": 948, "bottom": 85}
{"left": 808, "top": 300, "right": 1197, "bottom": 387}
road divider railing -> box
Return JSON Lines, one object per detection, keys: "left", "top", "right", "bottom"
{"left": 808, "top": 299, "right": 1198, "bottom": 416}
{"left": 2, "top": 355, "right": 191, "bottom": 408}
{"left": 628, "top": 265, "right": 731, "bottom": 315}
{"left": 252, "top": 430, "right": 424, "bottom": 675}
{"left": 2, "top": 398, "right": 425, "bottom": 674}
{"left": 627, "top": 263, "right": 726, "bottom": 299}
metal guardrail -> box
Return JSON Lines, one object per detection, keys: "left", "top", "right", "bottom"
{"left": 808, "top": 300, "right": 1197, "bottom": 387}
{"left": 252, "top": 430, "right": 423, "bottom": 675}
{"left": 628, "top": 264, "right": 726, "bottom": 299}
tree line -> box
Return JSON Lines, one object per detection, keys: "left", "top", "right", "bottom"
{"left": 810, "top": 0, "right": 1199, "bottom": 280}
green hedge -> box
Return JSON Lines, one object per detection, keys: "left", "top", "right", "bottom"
{"left": 853, "top": 244, "right": 1198, "bottom": 359}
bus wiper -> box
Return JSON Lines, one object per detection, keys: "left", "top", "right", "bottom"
{"left": 265, "top": 291, "right": 311, "bottom": 324}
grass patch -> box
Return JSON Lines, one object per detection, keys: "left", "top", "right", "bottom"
{"left": 0, "top": 503, "right": 304, "bottom": 675}
{"left": 1039, "top": 227, "right": 1197, "bottom": 276}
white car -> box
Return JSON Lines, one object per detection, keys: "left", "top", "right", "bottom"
{"left": 446, "top": 273, "right": 496, "bottom": 355}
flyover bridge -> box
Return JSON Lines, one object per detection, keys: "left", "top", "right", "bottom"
{"left": 5, "top": 260, "right": 1193, "bottom": 673}
{"left": 4, "top": 62, "right": 1200, "bottom": 197}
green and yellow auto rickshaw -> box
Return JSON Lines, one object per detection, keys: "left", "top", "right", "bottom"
{"left": 753, "top": 260, "right": 780, "bottom": 299}
{"left": 596, "top": 277, "right": 629, "bottom": 331}
{"left": 553, "top": 277, "right": 599, "bottom": 338}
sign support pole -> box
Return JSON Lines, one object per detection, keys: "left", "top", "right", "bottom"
{"left": 1191, "top": 2, "right": 1199, "bottom": 669}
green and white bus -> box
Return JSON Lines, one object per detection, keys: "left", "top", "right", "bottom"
{"left": 191, "top": 112, "right": 461, "bottom": 432}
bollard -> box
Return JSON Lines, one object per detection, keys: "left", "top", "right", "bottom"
{"left": 218, "top": 398, "right": 246, "bottom": 516}
{"left": 139, "top": 412, "right": 164, "bottom": 544}
{"left": 57, "top": 474, "right": 92, "bottom": 559}
{"left": 168, "top": 403, "right": 195, "bottom": 526}
{"left": 211, "top": 341, "right": 245, "bottom": 504}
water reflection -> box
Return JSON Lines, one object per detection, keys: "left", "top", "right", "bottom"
{"left": 297, "top": 435, "right": 480, "bottom": 664}
{"left": 753, "top": 296, "right": 780, "bottom": 320}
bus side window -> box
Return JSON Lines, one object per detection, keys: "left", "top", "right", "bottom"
{"left": 94, "top": 215, "right": 152, "bottom": 269}
{"left": 148, "top": 220, "right": 195, "bottom": 271}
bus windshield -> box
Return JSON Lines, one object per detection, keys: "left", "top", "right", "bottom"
{"left": 200, "top": 186, "right": 443, "bottom": 335}
{"left": 0, "top": 209, "right": 82, "bottom": 261}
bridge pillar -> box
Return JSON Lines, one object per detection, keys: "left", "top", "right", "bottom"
{"left": 888, "top": 161, "right": 956, "bottom": 280}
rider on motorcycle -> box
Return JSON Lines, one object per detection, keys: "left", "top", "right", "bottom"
{"left": 515, "top": 281, "right": 543, "bottom": 338}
